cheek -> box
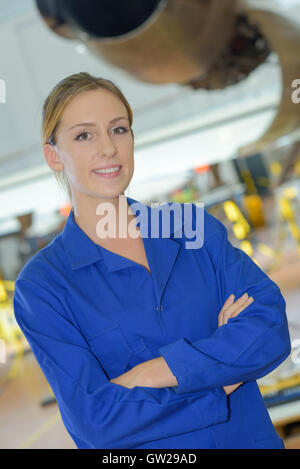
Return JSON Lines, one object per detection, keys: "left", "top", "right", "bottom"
{"left": 122, "top": 140, "right": 134, "bottom": 163}
{"left": 62, "top": 151, "right": 86, "bottom": 179}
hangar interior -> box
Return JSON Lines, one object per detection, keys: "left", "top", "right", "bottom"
{"left": 1, "top": 0, "right": 300, "bottom": 449}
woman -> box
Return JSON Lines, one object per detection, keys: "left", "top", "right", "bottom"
{"left": 13, "top": 72, "right": 291, "bottom": 449}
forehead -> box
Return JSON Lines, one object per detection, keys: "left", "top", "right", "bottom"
{"left": 61, "top": 88, "right": 127, "bottom": 125}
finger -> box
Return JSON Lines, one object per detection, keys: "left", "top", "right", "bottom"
{"left": 218, "top": 292, "right": 252, "bottom": 327}
{"left": 220, "top": 294, "right": 235, "bottom": 314}
{"left": 218, "top": 294, "right": 235, "bottom": 327}
{"left": 222, "top": 293, "right": 250, "bottom": 323}
{"left": 223, "top": 297, "right": 253, "bottom": 323}
{"left": 223, "top": 382, "right": 243, "bottom": 395}
{"left": 223, "top": 296, "right": 254, "bottom": 324}
{"left": 218, "top": 292, "right": 249, "bottom": 326}
{"left": 230, "top": 296, "right": 254, "bottom": 318}
{"left": 223, "top": 292, "right": 250, "bottom": 317}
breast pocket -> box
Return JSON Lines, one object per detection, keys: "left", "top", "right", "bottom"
{"left": 88, "top": 325, "right": 153, "bottom": 379}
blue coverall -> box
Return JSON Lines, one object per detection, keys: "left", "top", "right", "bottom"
{"left": 13, "top": 196, "right": 291, "bottom": 449}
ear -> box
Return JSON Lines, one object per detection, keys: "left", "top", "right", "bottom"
{"left": 43, "top": 143, "right": 64, "bottom": 172}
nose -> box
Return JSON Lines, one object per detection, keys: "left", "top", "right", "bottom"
{"left": 96, "top": 131, "right": 117, "bottom": 158}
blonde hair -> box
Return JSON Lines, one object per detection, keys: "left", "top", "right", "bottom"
{"left": 41, "top": 72, "right": 134, "bottom": 202}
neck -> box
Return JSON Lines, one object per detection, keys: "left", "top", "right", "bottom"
{"left": 71, "top": 192, "right": 137, "bottom": 245}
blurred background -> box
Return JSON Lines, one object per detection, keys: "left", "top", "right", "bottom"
{"left": 1, "top": 0, "right": 300, "bottom": 449}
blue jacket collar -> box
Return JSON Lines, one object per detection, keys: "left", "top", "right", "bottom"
{"left": 62, "top": 196, "right": 186, "bottom": 303}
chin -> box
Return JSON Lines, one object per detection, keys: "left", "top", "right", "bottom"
{"left": 92, "top": 189, "right": 124, "bottom": 200}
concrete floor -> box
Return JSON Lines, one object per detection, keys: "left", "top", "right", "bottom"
{"left": 0, "top": 351, "right": 76, "bottom": 449}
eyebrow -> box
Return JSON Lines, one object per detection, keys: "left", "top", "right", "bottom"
{"left": 67, "top": 116, "right": 128, "bottom": 131}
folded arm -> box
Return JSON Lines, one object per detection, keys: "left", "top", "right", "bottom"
{"left": 13, "top": 277, "right": 229, "bottom": 449}
{"left": 152, "top": 207, "right": 291, "bottom": 395}
{"left": 112, "top": 293, "right": 252, "bottom": 395}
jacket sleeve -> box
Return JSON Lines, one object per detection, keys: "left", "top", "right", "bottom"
{"left": 13, "top": 277, "right": 229, "bottom": 449}
{"left": 158, "top": 205, "right": 292, "bottom": 395}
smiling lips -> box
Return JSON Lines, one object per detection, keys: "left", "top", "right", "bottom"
{"left": 92, "top": 165, "right": 122, "bottom": 177}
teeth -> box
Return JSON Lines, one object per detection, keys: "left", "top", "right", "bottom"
{"left": 93, "top": 166, "right": 121, "bottom": 174}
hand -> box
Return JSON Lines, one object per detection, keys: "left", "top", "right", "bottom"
{"left": 110, "top": 293, "right": 254, "bottom": 393}
{"left": 218, "top": 292, "right": 254, "bottom": 327}
{"left": 110, "top": 365, "right": 144, "bottom": 389}
{"left": 110, "top": 357, "right": 178, "bottom": 389}
{"left": 219, "top": 292, "right": 254, "bottom": 395}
